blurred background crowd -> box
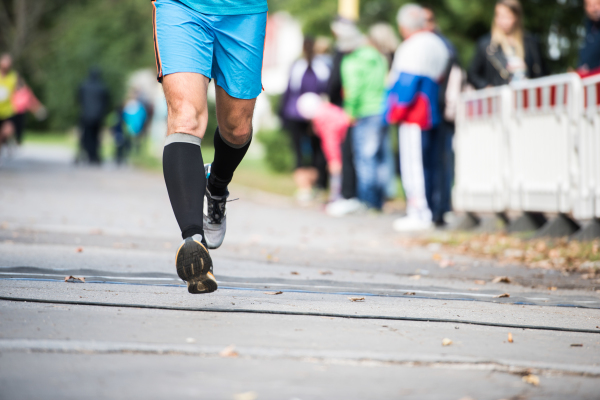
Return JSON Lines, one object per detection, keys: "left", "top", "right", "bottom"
{"left": 0, "top": 0, "right": 598, "bottom": 231}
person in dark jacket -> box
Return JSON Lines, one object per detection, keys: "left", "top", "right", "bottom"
{"left": 468, "top": 0, "right": 546, "bottom": 89}
{"left": 78, "top": 67, "right": 109, "bottom": 164}
{"left": 578, "top": 0, "right": 600, "bottom": 73}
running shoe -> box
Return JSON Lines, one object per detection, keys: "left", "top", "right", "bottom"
{"left": 175, "top": 234, "right": 217, "bottom": 294}
{"left": 203, "top": 163, "right": 228, "bottom": 249}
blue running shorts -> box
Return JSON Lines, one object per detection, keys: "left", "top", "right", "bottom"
{"left": 152, "top": 0, "right": 267, "bottom": 99}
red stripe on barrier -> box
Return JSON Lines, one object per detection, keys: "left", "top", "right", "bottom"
{"left": 550, "top": 85, "right": 556, "bottom": 107}
{"left": 523, "top": 90, "right": 528, "bottom": 110}
{"left": 536, "top": 87, "right": 542, "bottom": 108}
{"left": 596, "top": 82, "right": 600, "bottom": 106}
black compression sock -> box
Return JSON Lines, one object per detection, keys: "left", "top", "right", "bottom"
{"left": 163, "top": 133, "right": 206, "bottom": 241}
{"left": 208, "top": 127, "right": 251, "bottom": 197}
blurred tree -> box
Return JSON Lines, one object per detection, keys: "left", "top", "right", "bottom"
{"left": 0, "top": 0, "right": 154, "bottom": 130}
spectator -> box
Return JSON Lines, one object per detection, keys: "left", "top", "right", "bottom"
{"left": 385, "top": 3, "right": 450, "bottom": 231}
{"left": 368, "top": 23, "right": 400, "bottom": 68}
{"left": 11, "top": 77, "right": 47, "bottom": 146}
{"left": 340, "top": 24, "right": 388, "bottom": 211}
{"left": 423, "top": 5, "right": 465, "bottom": 226}
{"left": 468, "top": 0, "right": 546, "bottom": 89}
{"left": 297, "top": 92, "right": 351, "bottom": 202}
{"left": 578, "top": 0, "right": 600, "bottom": 74}
{"left": 326, "top": 18, "right": 362, "bottom": 215}
{"left": 0, "top": 53, "right": 17, "bottom": 153}
{"left": 279, "top": 37, "right": 330, "bottom": 204}
{"left": 367, "top": 23, "right": 400, "bottom": 202}
{"left": 78, "top": 67, "right": 109, "bottom": 164}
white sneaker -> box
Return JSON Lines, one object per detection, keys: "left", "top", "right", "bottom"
{"left": 325, "top": 198, "right": 366, "bottom": 217}
{"left": 393, "top": 216, "right": 434, "bottom": 232}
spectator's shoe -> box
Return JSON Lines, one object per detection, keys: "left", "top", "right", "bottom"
{"left": 203, "top": 164, "right": 228, "bottom": 249}
{"left": 392, "top": 216, "right": 433, "bottom": 232}
{"left": 175, "top": 234, "right": 217, "bottom": 294}
{"left": 325, "top": 198, "right": 366, "bottom": 217}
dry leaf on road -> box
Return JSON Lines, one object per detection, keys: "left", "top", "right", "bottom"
{"left": 219, "top": 344, "right": 239, "bottom": 358}
{"left": 522, "top": 374, "right": 540, "bottom": 386}
{"left": 233, "top": 392, "right": 258, "bottom": 400}
{"left": 438, "top": 259, "right": 455, "bottom": 268}
{"left": 349, "top": 297, "right": 365, "bottom": 302}
{"left": 290, "top": 271, "right": 299, "bottom": 275}
{"left": 64, "top": 276, "right": 85, "bottom": 283}
{"left": 474, "top": 280, "right": 486, "bottom": 285}
{"left": 495, "top": 293, "right": 510, "bottom": 298}
{"left": 409, "top": 275, "right": 421, "bottom": 280}
{"left": 570, "top": 343, "right": 583, "bottom": 347}
{"left": 318, "top": 270, "right": 332, "bottom": 275}
{"left": 492, "top": 276, "right": 511, "bottom": 284}
{"left": 264, "top": 291, "right": 283, "bottom": 295}
{"left": 76, "top": 247, "right": 83, "bottom": 253}
{"left": 404, "top": 292, "right": 416, "bottom": 296}
{"left": 442, "top": 338, "right": 453, "bottom": 346}
{"left": 548, "top": 286, "right": 557, "bottom": 291}
{"left": 508, "top": 332, "right": 513, "bottom": 343}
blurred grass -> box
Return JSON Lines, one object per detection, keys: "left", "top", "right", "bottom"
{"left": 23, "top": 130, "right": 296, "bottom": 197}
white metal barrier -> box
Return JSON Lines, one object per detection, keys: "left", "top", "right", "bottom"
{"left": 453, "top": 86, "right": 511, "bottom": 212}
{"left": 579, "top": 75, "right": 600, "bottom": 219}
{"left": 507, "top": 73, "right": 582, "bottom": 214}
{"left": 454, "top": 72, "right": 600, "bottom": 220}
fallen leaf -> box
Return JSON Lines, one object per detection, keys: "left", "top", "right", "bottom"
{"left": 290, "top": 271, "right": 299, "bottom": 275}
{"left": 64, "top": 276, "right": 85, "bottom": 283}
{"left": 442, "top": 338, "right": 452, "bottom": 346}
{"left": 508, "top": 332, "right": 513, "bottom": 343}
{"left": 438, "top": 259, "right": 455, "bottom": 268}
{"left": 349, "top": 297, "right": 365, "bottom": 302}
{"left": 548, "top": 286, "right": 558, "bottom": 291}
{"left": 495, "top": 293, "right": 510, "bottom": 298}
{"left": 492, "top": 276, "right": 511, "bottom": 284}
{"left": 404, "top": 292, "right": 416, "bottom": 296}
{"left": 76, "top": 247, "right": 83, "bottom": 253}
{"left": 233, "top": 392, "right": 258, "bottom": 400}
{"left": 474, "top": 280, "right": 486, "bottom": 285}
{"left": 432, "top": 253, "right": 442, "bottom": 261}
{"left": 318, "top": 270, "right": 332, "bottom": 275}
{"left": 264, "top": 291, "right": 283, "bottom": 295}
{"left": 522, "top": 374, "right": 540, "bottom": 386}
{"left": 219, "top": 344, "right": 239, "bottom": 358}
{"left": 409, "top": 275, "right": 421, "bottom": 280}
{"left": 570, "top": 343, "right": 583, "bottom": 347}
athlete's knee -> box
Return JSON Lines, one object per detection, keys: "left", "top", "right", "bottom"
{"left": 218, "top": 119, "right": 252, "bottom": 145}
{"left": 168, "top": 101, "right": 208, "bottom": 136}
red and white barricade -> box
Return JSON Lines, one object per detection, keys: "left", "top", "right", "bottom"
{"left": 453, "top": 86, "right": 511, "bottom": 212}
{"left": 577, "top": 75, "right": 600, "bottom": 219}
{"left": 507, "top": 74, "right": 583, "bottom": 214}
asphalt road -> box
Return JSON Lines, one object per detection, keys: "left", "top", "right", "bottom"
{"left": 0, "top": 145, "right": 599, "bottom": 400}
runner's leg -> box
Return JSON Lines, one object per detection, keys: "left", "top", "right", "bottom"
{"left": 207, "top": 86, "right": 255, "bottom": 197}
{"left": 162, "top": 72, "right": 209, "bottom": 241}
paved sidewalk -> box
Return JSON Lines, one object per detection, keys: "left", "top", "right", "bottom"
{"left": 0, "top": 145, "right": 599, "bottom": 400}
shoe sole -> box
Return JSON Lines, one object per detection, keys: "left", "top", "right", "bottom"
{"left": 175, "top": 238, "right": 217, "bottom": 294}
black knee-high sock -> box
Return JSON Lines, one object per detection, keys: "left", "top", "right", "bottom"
{"left": 208, "top": 127, "right": 251, "bottom": 197}
{"left": 163, "top": 133, "right": 206, "bottom": 240}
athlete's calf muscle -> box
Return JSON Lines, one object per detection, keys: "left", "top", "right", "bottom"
{"left": 163, "top": 72, "right": 210, "bottom": 138}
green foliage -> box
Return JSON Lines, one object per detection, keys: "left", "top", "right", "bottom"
{"left": 270, "top": 0, "right": 586, "bottom": 73}
{"left": 27, "top": 0, "right": 155, "bottom": 130}
{"left": 257, "top": 129, "right": 295, "bottom": 173}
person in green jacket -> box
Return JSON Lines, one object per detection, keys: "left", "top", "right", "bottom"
{"left": 341, "top": 39, "right": 388, "bottom": 210}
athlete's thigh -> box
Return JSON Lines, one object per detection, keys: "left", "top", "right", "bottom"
{"left": 163, "top": 72, "right": 210, "bottom": 137}
{"left": 211, "top": 12, "right": 267, "bottom": 100}
{"left": 152, "top": 0, "right": 214, "bottom": 81}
